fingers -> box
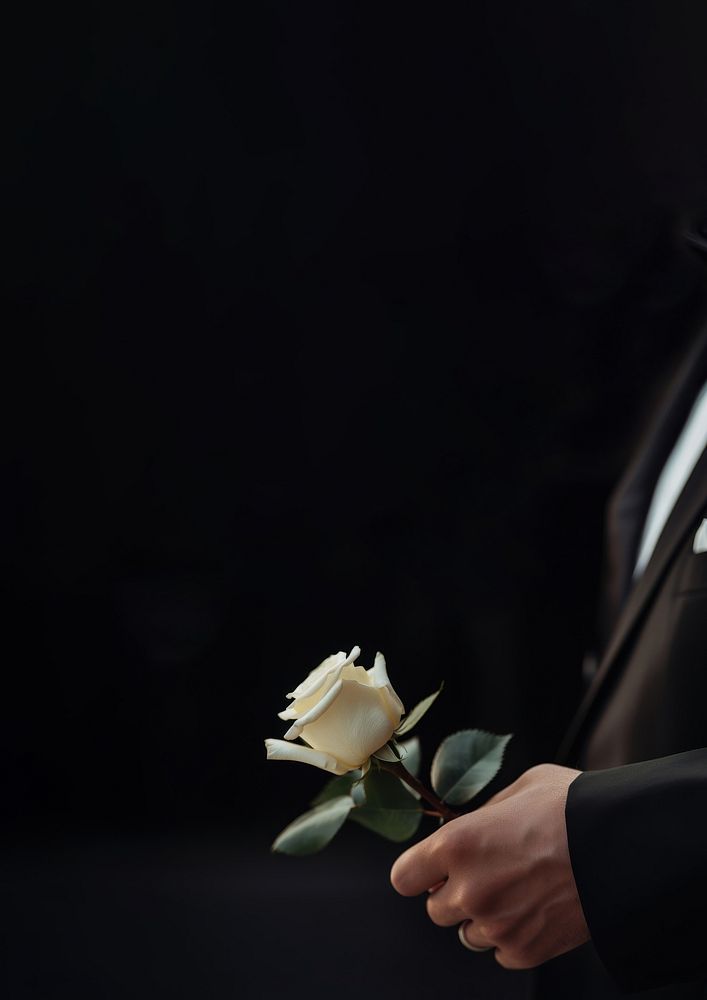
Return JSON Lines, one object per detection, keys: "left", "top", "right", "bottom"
{"left": 425, "top": 879, "right": 467, "bottom": 927}
{"left": 461, "top": 915, "right": 546, "bottom": 970}
{"left": 390, "top": 832, "right": 448, "bottom": 896}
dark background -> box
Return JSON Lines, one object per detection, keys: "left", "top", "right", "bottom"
{"left": 3, "top": 2, "right": 707, "bottom": 997}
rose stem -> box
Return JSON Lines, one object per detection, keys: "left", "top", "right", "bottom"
{"left": 377, "top": 759, "right": 459, "bottom": 822}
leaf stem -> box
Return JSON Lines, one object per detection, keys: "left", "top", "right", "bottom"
{"left": 377, "top": 759, "right": 459, "bottom": 822}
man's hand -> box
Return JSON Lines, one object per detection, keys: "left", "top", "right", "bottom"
{"left": 390, "top": 764, "right": 590, "bottom": 969}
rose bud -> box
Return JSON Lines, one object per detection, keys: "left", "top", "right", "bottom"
{"left": 265, "top": 646, "right": 404, "bottom": 775}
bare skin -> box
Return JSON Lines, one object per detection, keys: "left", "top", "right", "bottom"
{"left": 390, "top": 764, "right": 590, "bottom": 970}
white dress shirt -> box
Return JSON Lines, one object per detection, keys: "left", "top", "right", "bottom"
{"left": 633, "top": 380, "right": 707, "bottom": 578}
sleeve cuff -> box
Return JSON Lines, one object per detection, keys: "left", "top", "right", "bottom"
{"left": 566, "top": 751, "right": 707, "bottom": 993}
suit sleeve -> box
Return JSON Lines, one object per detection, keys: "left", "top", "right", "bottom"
{"left": 565, "top": 749, "right": 707, "bottom": 994}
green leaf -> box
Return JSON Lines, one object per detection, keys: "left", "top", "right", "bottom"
{"left": 271, "top": 796, "right": 354, "bottom": 855}
{"left": 311, "top": 773, "right": 359, "bottom": 806}
{"left": 351, "top": 780, "right": 366, "bottom": 806}
{"left": 399, "top": 736, "right": 421, "bottom": 778}
{"left": 395, "top": 684, "right": 443, "bottom": 737}
{"left": 372, "top": 741, "right": 401, "bottom": 763}
{"left": 431, "top": 730, "right": 512, "bottom": 806}
{"left": 350, "top": 769, "right": 423, "bottom": 842}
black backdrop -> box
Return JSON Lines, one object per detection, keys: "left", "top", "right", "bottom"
{"left": 3, "top": 2, "right": 707, "bottom": 998}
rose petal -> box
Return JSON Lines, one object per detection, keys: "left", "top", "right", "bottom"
{"left": 283, "top": 678, "right": 344, "bottom": 740}
{"left": 300, "top": 679, "right": 398, "bottom": 768}
{"left": 281, "top": 662, "right": 346, "bottom": 720}
{"left": 368, "top": 651, "right": 404, "bottom": 718}
{"left": 378, "top": 684, "right": 405, "bottom": 728}
{"left": 341, "top": 663, "right": 371, "bottom": 685}
{"left": 286, "top": 646, "right": 360, "bottom": 701}
{"left": 264, "top": 739, "right": 347, "bottom": 775}
{"left": 285, "top": 652, "right": 346, "bottom": 700}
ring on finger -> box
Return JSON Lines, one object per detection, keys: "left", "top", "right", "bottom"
{"left": 458, "top": 920, "right": 494, "bottom": 953}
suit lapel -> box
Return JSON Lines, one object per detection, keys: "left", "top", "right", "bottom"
{"left": 558, "top": 335, "right": 707, "bottom": 765}
{"left": 602, "top": 328, "right": 707, "bottom": 635}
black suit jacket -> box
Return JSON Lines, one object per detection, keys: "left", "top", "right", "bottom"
{"left": 538, "top": 327, "right": 707, "bottom": 997}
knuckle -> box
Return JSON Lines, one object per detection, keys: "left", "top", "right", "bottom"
{"left": 443, "top": 815, "right": 475, "bottom": 852}
{"left": 438, "top": 827, "right": 462, "bottom": 861}
{"left": 428, "top": 831, "right": 450, "bottom": 863}
{"left": 425, "top": 896, "right": 443, "bottom": 926}
{"left": 470, "top": 885, "right": 494, "bottom": 916}
{"left": 427, "top": 881, "right": 469, "bottom": 927}
{"left": 450, "top": 887, "right": 471, "bottom": 922}
{"left": 457, "top": 882, "right": 475, "bottom": 913}
{"left": 426, "top": 894, "right": 453, "bottom": 927}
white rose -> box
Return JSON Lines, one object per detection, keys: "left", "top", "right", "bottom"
{"left": 265, "top": 645, "right": 404, "bottom": 775}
